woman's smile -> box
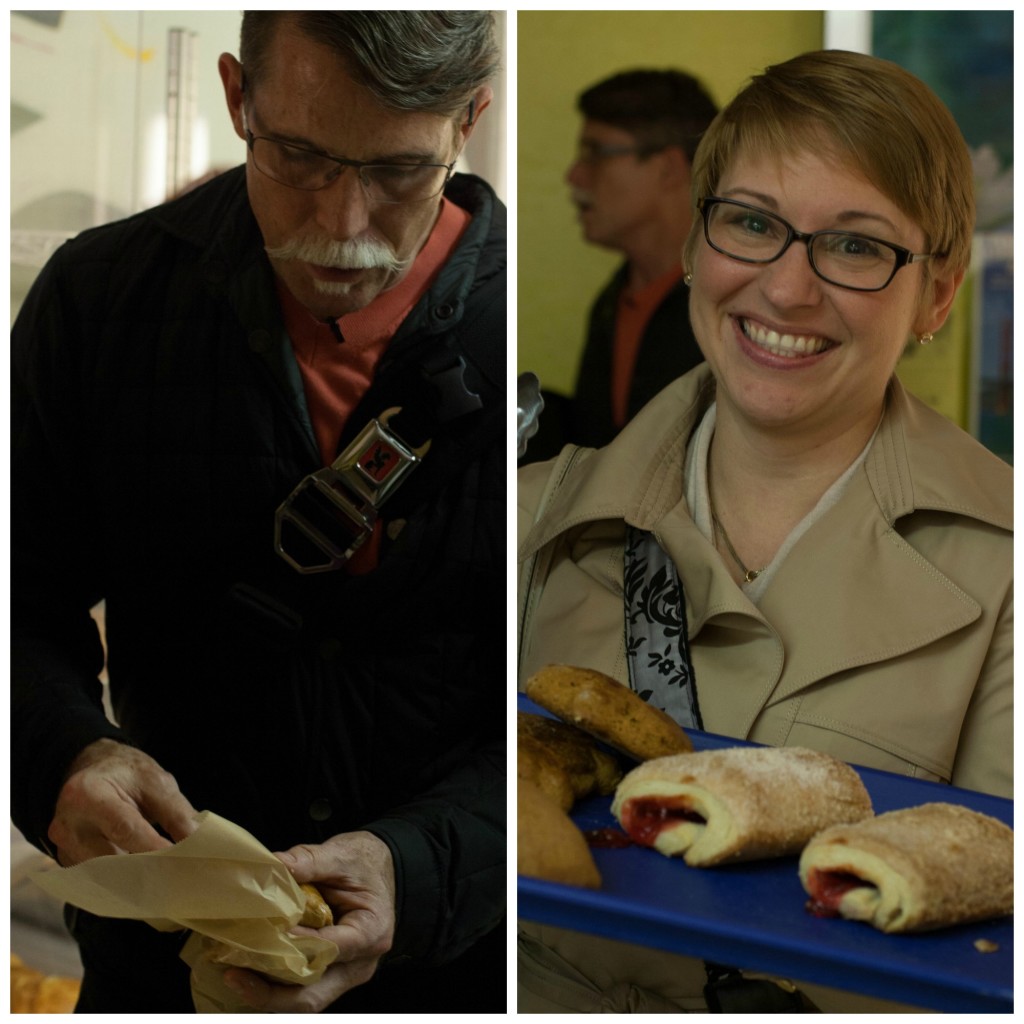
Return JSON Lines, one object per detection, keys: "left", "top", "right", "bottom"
{"left": 737, "top": 315, "right": 836, "bottom": 359}
{"left": 689, "top": 148, "right": 944, "bottom": 438}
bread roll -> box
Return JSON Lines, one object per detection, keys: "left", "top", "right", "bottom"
{"left": 10, "top": 954, "right": 81, "bottom": 1014}
{"left": 517, "top": 711, "right": 622, "bottom": 812}
{"left": 525, "top": 664, "right": 693, "bottom": 762}
{"left": 299, "top": 883, "right": 333, "bottom": 928}
{"left": 612, "top": 745, "right": 873, "bottom": 866}
{"left": 799, "top": 802, "right": 1013, "bottom": 933}
{"left": 518, "top": 780, "right": 601, "bottom": 889}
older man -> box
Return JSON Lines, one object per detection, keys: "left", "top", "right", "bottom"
{"left": 12, "top": 12, "right": 504, "bottom": 1013}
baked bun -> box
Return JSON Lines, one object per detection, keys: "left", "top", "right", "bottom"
{"left": 10, "top": 954, "right": 81, "bottom": 1014}
{"left": 612, "top": 745, "right": 873, "bottom": 867}
{"left": 518, "top": 780, "right": 601, "bottom": 889}
{"left": 299, "top": 883, "right": 333, "bottom": 928}
{"left": 517, "top": 712, "right": 622, "bottom": 812}
{"left": 799, "top": 802, "right": 1013, "bottom": 933}
{"left": 525, "top": 664, "right": 693, "bottom": 762}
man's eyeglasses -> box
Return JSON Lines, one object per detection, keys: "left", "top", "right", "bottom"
{"left": 244, "top": 119, "right": 455, "bottom": 204}
{"left": 574, "top": 140, "right": 662, "bottom": 166}
{"left": 698, "top": 196, "right": 943, "bottom": 292}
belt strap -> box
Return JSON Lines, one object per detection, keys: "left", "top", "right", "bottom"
{"left": 275, "top": 349, "right": 483, "bottom": 574}
{"left": 275, "top": 407, "right": 429, "bottom": 574}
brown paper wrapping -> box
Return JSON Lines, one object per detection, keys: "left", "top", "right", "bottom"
{"left": 32, "top": 810, "right": 337, "bottom": 1012}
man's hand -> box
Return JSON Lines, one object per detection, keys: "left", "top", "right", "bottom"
{"left": 48, "top": 738, "right": 199, "bottom": 866}
{"left": 223, "top": 831, "right": 396, "bottom": 1013}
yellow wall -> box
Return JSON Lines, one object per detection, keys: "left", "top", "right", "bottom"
{"left": 517, "top": 10, "right": 824, "bottom": 394}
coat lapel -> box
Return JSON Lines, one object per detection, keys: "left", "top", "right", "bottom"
{"left": 756, "top": 478, "right": 980, "bottom": 707}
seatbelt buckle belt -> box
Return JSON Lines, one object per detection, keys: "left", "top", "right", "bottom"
{"left": 274, "top": 408, "right": 430, "bottom": 574}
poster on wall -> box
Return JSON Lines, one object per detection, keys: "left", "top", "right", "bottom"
{"left": 825, "top": 11, "right": 1013, "bottom": 462}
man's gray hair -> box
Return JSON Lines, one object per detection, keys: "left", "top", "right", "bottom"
{"left": 241, "top": 11, "right": 499, "bottom": 117}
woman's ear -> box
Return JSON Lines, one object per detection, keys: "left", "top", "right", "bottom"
{"left": 915, "top": 264, "right": 966, "bottom": 337}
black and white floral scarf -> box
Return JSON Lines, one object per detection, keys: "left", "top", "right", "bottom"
{"left": 624, "top": 525, "right": 702, "bottom": 730}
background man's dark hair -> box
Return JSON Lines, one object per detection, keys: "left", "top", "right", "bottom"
{"left": 578, "top": 69, "right": 718, "bottom": 163}
{"left": 240, "top": 11, "right": 499, "bottom": 116}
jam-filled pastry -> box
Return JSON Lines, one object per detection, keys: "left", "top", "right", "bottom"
{"left": 799, "top": 802, "right": 1013, "bottom": 933}
{"left": 612, "top": 745, "right": 873, "bottom": 867}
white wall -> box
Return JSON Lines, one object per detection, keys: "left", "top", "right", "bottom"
{"left": 11, "top": 10, "right": 245, "bottom": 319}
{"left": 11, "top": 10, "right": 508, "bottom": 321}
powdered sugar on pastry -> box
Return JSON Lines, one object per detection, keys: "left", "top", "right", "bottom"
{"left": 799, "top": 802, "right": 1013, "bottom": 933}
{"left": 612, "top": 746, "right": 873, "bottom": 866}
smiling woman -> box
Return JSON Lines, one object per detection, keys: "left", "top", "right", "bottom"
{"left": 518, "top": 48, "right": 1012, "bottom": 1013}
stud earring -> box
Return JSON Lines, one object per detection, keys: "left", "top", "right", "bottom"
{"left": 683, "top": 272, "right": 693, "bottom": 286}
{"left": 918, "top": 332, "right": 934, "bottom": 345}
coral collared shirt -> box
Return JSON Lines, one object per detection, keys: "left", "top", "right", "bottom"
{"left": 275, "top": 198, "right": 470, "bottom": 571}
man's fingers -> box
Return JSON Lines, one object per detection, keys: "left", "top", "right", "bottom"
{"left": 54, "top": 833, "right": 124, "bottom": 867}
{"left": 49, "top": 741, "right": 197, "bottom": 864}
{"left": 138, "top": 786, "right": 201, "bottom": 844}
{"left": 51, "top": 798, "right": 175, "bottom": 862}
{"left": 273, "top": 843, "right": 317, "bottom": 882}
{"left": 327, "top": 910, "right": 392, "bottom": 964}
{"left": 224, "top": 959, "right": 377, "bottom": 1013}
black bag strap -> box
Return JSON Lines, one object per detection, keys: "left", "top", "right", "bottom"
{"left": 276, "top": 270, "right": 504, "bottom": 575}
{"left": 227, "top": 277, "right": 504, "bottom": 637}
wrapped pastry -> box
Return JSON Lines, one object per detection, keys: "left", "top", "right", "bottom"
{"left": 525, "top": 664, "right": 693, "bottom": 762}
{"left": 799, "top": 802, "right": 1013, "bottom": 933}
{"left": 517, "top": 711, "right": 622, "bottom": 811}
{"left": 298, "top": 884, "right": 332, "bottom": 929}
{"left": 612, "top": 745, "right": 873, "bottom": 866}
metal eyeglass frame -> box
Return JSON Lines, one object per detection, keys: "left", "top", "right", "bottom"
{"left": 241, "top": 107, "right": 456, "bottom": 203}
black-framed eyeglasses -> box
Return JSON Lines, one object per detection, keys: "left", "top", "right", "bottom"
{"left": 698, "top": 196, "right": 943, "bottom": 292}
{"left": 243, "top": 115, "right": 456, "bottom": 204}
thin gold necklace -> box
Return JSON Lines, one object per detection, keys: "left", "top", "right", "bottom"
{"left": 708, "top": 465, "right": 767, "bottom": 584}
{"left": 711, "top": 510, "right": 767, "bottom": 583}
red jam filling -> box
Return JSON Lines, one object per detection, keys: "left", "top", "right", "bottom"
{"left": 805, "top": 868, "right": 870, "bottom": 918}
{"left": 620, "top": 796, "right": 706, "bottom": 846}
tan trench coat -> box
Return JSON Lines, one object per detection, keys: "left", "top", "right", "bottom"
{"left": 516, "top": 367, "right": 1013, "bottom": 1011}
{"left": 519, "top": 366, "right": 1012, "bottom": 796}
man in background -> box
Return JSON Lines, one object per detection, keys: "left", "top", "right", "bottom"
{"left": 12, "top": 11, "right": 504, "bottom": 1013}
{"left": 529, "top": 70, "right": 717, "bottom": 456}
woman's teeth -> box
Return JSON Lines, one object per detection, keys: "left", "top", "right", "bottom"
{"left": 741, "top": 318, "right": 831, "bottom": 357}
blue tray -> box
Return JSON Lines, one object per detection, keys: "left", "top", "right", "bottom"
{"left": 517, "top": 695, "right": 1013, "bottom": 1012}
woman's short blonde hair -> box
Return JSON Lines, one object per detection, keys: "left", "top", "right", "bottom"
{"left": 686, "top": 50, "right": 975, "bottom": 278}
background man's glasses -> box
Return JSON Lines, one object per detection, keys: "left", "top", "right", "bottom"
{"left": 245, "top": 130, "right": 455, "bottom": 203}
{"left": 698, "top": 196, "right": 942, "bottom": 292}
{"left": 574, "top": 140, "right": 664, "bottom": 165}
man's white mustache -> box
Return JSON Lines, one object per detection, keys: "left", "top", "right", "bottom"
{"left": 265, "top": 235, "right": 410, "bottom": 275}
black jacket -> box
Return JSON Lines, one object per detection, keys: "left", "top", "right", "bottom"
{"left": 11, "top": 168, "right": 505, "bottom": 1004}
{"left": 573, "top": 262, "right": 702, "bottom": 448}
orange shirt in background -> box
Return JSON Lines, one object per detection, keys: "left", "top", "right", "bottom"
{"left": 610, "top": 265, "right": 685, "bottom": 429}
